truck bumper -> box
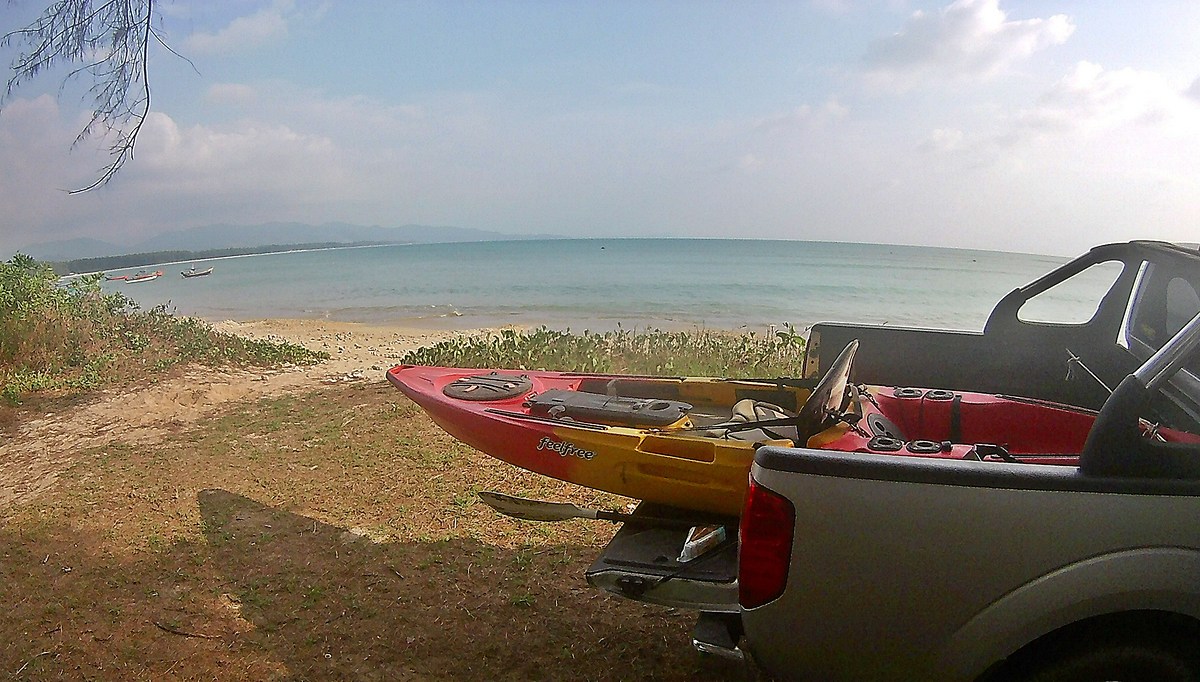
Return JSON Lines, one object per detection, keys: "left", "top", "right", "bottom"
{"left": 692, "top": 611, "right": 745, "bottom": 661}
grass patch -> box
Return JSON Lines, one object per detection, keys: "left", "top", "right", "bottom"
{"left": 1, "top": 380, "right": 740, "bottom": 680}
{"left": 401, "top": 324, "right": 807, "bottom": 376}
{"left": 0, "top": 254, "right": 327, "bottom": 406}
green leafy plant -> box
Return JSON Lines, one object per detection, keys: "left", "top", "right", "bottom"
{"left": 0, "top": 254, "right": 327, "bottom": 405}
{"left": 400, "top": 325, "right": 806, "bottom": 377}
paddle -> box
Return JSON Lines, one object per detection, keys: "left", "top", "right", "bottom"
{"left": 477, "top": 491, "right": 724, "bottom": 529}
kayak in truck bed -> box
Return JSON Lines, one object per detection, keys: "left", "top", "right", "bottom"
{"left": 386, "top": 364, "right": 816, "bottom": 515}
{"left": 387, "top": 336, "right": 1191, "bottom": 515}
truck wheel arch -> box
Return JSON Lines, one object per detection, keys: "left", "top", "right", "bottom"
{"left": 932, "top": 548, "right": 1200, "bottom": 680}
{"left": 983, "top": 611, "right": 1200, "bottom": 681}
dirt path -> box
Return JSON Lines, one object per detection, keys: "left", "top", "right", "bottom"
{"left": 0, "top": 319, "right": 496, "bottom": 512}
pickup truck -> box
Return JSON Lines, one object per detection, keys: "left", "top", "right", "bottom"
{"left": 585, "top": 240, "right": 1200, "bottom": 681}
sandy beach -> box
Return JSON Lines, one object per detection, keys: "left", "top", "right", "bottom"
{"left": 209, "top": 318, "right": 500, "bottom": 379}
{"left": 1, "top": 319, "right": 501, "bottom": 510}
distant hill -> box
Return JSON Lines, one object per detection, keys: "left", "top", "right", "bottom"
{"left": 130, "top": 222, "right": 551, "bottom": 253}
{"left": 59, "top": 242, "right": 392, "bottom": 275}
{"left": 20, "top": 222, "right": 561, "bottom": 262}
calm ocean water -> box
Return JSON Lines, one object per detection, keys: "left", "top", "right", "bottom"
{"left": 97, "top": 239, "right": 1077, "bottom": 333}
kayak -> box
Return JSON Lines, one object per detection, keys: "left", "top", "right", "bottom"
{"left": 387, "top": 365, "right": 815, "bottom": 515}
{"left": 388, "top": 339, "right": 1126, "bottom": 515}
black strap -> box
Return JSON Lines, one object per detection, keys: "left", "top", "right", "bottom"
{"left": 950, "top": 394, "right": 962, "bottom": 443}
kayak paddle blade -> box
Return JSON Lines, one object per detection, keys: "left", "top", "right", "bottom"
{"left": 477, "top": 491, "right": 599, "bottom": 522}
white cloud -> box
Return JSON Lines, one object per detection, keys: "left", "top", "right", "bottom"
{"left": 298, "top": 92, "right": 428, "bottom": 136}
{"left": 184, "top": 2, "right": 292, "bottom": 55}
{"left": 0, "top": 94, "right": 61, "bottom": 145}
{"left": 809, "top": 0, "right": 853, "bottom": 14}
{"left": 754, "top": 98, "right": 849, "bottom": 133}
{"left": 919, "top": 128, "right": 966, "bottom": 153}
{"left": 1016, "top": 61, "right": 1200, "bottom": 138}
{"left": 1185, "top": 75, "right": 1200, "bottom": 102}
{"left": 128, "top": 112, "right": 343, "bottom": 196}
{"left": 0, "top": 98, "right": 353, "bottom": 253}
{"left": 737, "top": 154, "right": 764, "bottom": 173}
{"left": 205, "top": 83, "right": 257, "bottom": 106}
{"left": 864, "top": 0, "right": 1074, "bottom": 89}
{"left": 0, "top": 96, "right": 124, "bottom": 252}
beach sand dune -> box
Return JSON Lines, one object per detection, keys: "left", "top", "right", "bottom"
{"left": 1, "top": 319, "right": 498, "bottom": 511}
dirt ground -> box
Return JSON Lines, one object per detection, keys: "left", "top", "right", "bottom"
{"left": 0, "top": 319, "right": 748, "bottom": 681}
{"left": 0, "top": 319, "right": 480, "bottom": 510}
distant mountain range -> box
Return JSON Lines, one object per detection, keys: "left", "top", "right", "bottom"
{"left": 19, "top": 222, "right": 561, "bottom": 262}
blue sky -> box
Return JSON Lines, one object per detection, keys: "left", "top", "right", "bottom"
{"left": 2, "top": 0, "right": 1199, "bottom": 257}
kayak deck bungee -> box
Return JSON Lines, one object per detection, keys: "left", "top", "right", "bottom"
{"left": 387, "top": 365, "right": 815, "bottom": 515}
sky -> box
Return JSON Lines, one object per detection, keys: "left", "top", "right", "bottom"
{"left": 1, "top": 0, "right": 1199, "bottom": 257}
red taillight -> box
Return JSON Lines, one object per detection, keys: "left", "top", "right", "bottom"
{"left": 738, "top": 473, "right": 795, "bottom": 609}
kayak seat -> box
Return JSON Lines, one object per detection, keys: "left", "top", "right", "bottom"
{"left": 722, "top": 399, "right": 800, "bottom": 443}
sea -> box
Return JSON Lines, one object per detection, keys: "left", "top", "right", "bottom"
{"left": 95, "top": 239, "right": 1083, "bottom": 333}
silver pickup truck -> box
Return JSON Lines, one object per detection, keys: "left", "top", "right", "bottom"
{"left": 586, "top": 241, "right": 1200, "bottom": 681}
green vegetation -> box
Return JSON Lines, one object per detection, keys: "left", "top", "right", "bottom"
{"left": 0, "top": 254, "right": 327, "bottom": 404}
{"left": 401, "top": 324, "right": 807, "bottom": 376}
{"left": 54, "top": 241, "right": 399, "bottom": 276}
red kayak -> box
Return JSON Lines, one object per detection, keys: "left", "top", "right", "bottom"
{"left": 388, "top": 364, "right": 813, "bottom": 515}
{"left": 387, "top": 340, "right": 1141, "bottom": 514}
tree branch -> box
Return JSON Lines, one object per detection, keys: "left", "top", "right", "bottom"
{"left": 2, "top": 0, "right": 164, "bottom": 192}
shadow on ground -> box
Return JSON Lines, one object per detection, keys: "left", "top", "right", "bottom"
{"left": 192, "top": 489, "right": 746, "bottom": 681}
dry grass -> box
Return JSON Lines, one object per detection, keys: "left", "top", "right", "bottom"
{"left": 0, "top": 379, "right": 747, "bottom": 681}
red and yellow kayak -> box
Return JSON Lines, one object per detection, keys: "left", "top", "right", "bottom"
{"left": 387, "top": 365, "right": 813, "bottom": 515}
{"left": 389, "top": 353, "right": 1127, "bottom": 515}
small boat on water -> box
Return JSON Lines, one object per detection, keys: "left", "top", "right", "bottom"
{"left": 126, "top": 270, "right": 163, "bottom": 283}
{"left": 181, "top": 265, "right": 214, "bottom": 278}
{"left": 104, "top": 274, "right": 128, "bottom": 281}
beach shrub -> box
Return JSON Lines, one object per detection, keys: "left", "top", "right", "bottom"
{"left": 0, "top": 254, "right": 327, "bottom": 405}
{"left": 400, "top": 324, "right": 807, "bottom": 377}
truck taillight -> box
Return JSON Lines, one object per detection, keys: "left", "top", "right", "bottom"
{"left": 738, "top": 473, "right": 795, "bottom": 609}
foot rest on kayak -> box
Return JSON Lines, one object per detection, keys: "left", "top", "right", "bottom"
{"left": 525, "top": 389, "right": 693, "bottom": 427}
